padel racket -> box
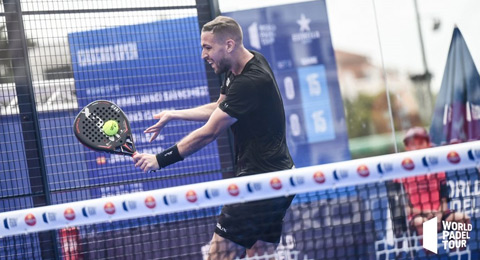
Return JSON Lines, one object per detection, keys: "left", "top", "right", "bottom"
{"left": 73, "top": 100, "right": 136, "bottom": 156}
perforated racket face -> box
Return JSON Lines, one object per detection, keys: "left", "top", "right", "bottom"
{"left": 73, "top": 100, "right": 135, "bottom": 155}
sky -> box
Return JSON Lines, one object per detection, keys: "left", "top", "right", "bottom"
{"left": 219, "top": 0, "right": 480, "bottom": 93}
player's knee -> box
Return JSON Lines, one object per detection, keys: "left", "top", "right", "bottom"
{"left": 247, "top": 240, "right": 277, "bottom": 258}
{"left": 412, "top": 215, "right": 424, "bottom": 227}
{"left": 447, "top": 212, "right": 469, "bottom": 223}
{"left": 208, "top": 233, "right": 245, "bottom": 260}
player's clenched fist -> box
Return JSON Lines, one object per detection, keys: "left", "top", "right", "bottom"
{"left": 133, "top": 153, "right": 159, "bottom": 172}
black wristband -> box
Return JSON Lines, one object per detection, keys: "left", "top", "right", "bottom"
{"left": 156, "top": 144, "right": 184, "bottom": 169}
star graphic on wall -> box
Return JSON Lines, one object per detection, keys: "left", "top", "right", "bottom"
{"left": 297, "top": 14, "right": 311, "bottom": 32}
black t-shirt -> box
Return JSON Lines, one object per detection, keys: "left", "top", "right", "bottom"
{"left": 218, "top": 51, "right": 294, "bottom": 176}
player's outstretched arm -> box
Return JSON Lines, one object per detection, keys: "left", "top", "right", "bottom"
{"left": 134, "top": 107, "right": 235, "bottom": 172}
{"left": 145, "top": 95, "right": 225, "bottom": 142}
{"left": 177, "top": 107, "right": 236, "bottom": 158}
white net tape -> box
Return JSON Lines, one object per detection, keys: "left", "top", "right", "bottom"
{"left": 1, "top": 141, "right": 479, "bottom": 238}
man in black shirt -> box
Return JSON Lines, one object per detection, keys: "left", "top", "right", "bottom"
{"left": 133, "top": 16, "right": 294, "bottom": 259}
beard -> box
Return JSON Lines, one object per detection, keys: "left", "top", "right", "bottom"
{"left": 214, "top": 57, "right": 230, "bottom": 75}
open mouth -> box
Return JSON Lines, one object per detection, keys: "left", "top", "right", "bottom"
{"left": 208, "top": 61, "right": 215, "bottom": 69}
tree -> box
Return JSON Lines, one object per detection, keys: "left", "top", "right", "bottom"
{"left": 344, "top": 94, "right": 376, "bottom": 138}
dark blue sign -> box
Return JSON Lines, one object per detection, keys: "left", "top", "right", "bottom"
{"left": 225, "top": 1, "right": 350, "bottom": 167}
{"left": 68, "top": 17, "right": 222, "bottom": 196}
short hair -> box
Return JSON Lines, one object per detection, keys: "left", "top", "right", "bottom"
{"left": 202, "top": 16, "right": 243, "bottom": 44}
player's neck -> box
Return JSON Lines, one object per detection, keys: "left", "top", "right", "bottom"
{"left": 230, "top": 48, "right": 254, "bottom": 76}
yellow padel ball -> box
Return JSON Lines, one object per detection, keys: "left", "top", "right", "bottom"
{"left": 102, "top": 120, "right": 119, "bottom": 136}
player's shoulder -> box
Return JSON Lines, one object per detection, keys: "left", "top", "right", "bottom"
{"left": 242, "top": 53, "right": 274, "bottom": 81}
{"left": 248, "top": 50, "right": 271, "bottom": 72}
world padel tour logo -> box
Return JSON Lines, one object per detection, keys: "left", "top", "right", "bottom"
{"left": 247, "top": 22, "right": 276, "bottom": 50}
{"left": 104, "top": 202, "right": 116, "bottom": 215}
{"left": 25, "top": 213, "right": 36, "bottom": 226}
{"left": 64, "top": 208, "right": 76, "bottom": 221}
{"left": 422, "top": 155, "right": 439, "bottom": 167}
{"left": 163, "top": 194, "right": 177, "bottom": 205}
{"left": 145, "top": 196, "right": 156, "bottom": 209}
{"left": 270, "top": 177, "right": 283, "bottom": 190}
{"left": 122, "top": 200, "right": 137, "bottom": 211}
{"left": 82, "top": 206, "right": 96, "bottom": 217}
{"left": 42, "top": 212, "right": 56, "bottom": 223}
{"left": 186, "top": 190, "right": 197, "bottom": 203}
{"left": 423, "top": 217, "right": 472, "bottom": 254}
{"left": 468, "top": 148, "right": 480, "bottom": 161}
{"left": 333, "top": 169, "right": 348, "bottom": 181}
{"left": 357, "top": 164, "right": 370, "bottom": 177}
{"left": 401, "top": 158, "right": 415, "bottom": 171}
{"left": 4, "top": 218, "right": 17, "bottom": 229}
{"left": 227, "top": 184, "right": 240, "bottom": 197}
{"left": 205, "top": 188, "right": 219, "bottom": 199}
{"left": 313, "top": 171, "right": 325, "bottom": 184}
{"left": 377, "top": 162, "right": 393, "bottom": 174}
{"left": 247, "top": 182, "right": 262, "bottom": 192}
{"left": 447, "top": 151, "right": 461, "bottom": 164}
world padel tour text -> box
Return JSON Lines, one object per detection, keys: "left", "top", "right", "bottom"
{"left": 442, "top": 221, "right": 472, "bottom": 249}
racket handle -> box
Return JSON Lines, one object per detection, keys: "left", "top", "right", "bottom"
{"left": 132, "top": 152, "right": 156, "bottom": 173}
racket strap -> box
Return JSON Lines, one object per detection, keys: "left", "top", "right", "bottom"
{"left": 156, "top": 144, "right": 184, "bottom": 169}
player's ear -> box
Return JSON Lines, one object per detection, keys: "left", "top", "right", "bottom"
{"left": 225, "top": 39, "right": 235, "bottom": 53}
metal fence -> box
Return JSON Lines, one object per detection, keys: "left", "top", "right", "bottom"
{"left": 0, "top": 1, "right": 230, "bottom": 259}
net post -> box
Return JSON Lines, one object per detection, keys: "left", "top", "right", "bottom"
{"left": 3, "top": 0, "right": 59, "bottom": 259}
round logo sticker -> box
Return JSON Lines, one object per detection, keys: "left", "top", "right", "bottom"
{"left": 104, "top": 202, "right": 116, "bottom": 215}
{"left": 25, "top": 213, "right": 36, "bottom": 226}
{"left": 401, "top": 158, "right": 415, "bottom": 171}
{"left": 227, "top": 184, "right": 240, "bottom": 196}
{"left": 447, "top": 151, "right": 461, "bottom": 164}
{"left": 186, "top": 190, "right": 198, "bottom": 203}
{"left": 357, "top": 164, "right": 370, "bottom": 177}
{"left": 145, "top": 196, "right": 156, "bottom": 209}
{"left": 270, "top": 177, "right": 282, "bottom": 190}
{"left": 313, "top": 171, "right": 326, "bottom": 184}
{"left": 64, "top": 208, "right": 76, "bottom": 221}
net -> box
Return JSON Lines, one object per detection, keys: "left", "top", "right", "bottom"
{"left": 1, "top": 141, "right": 479, "bottom": 260}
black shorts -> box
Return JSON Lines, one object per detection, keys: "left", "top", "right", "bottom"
{"left": 214, "top": 195, "right": 294, "bottom": 248}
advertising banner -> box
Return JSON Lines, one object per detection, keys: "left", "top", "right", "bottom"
{"left": 68, "top": 17, "right": 222, "bottom": 197}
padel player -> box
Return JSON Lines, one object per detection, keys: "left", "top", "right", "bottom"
{"left": 133, "top": 16, "right": 294, "bottom": 259}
